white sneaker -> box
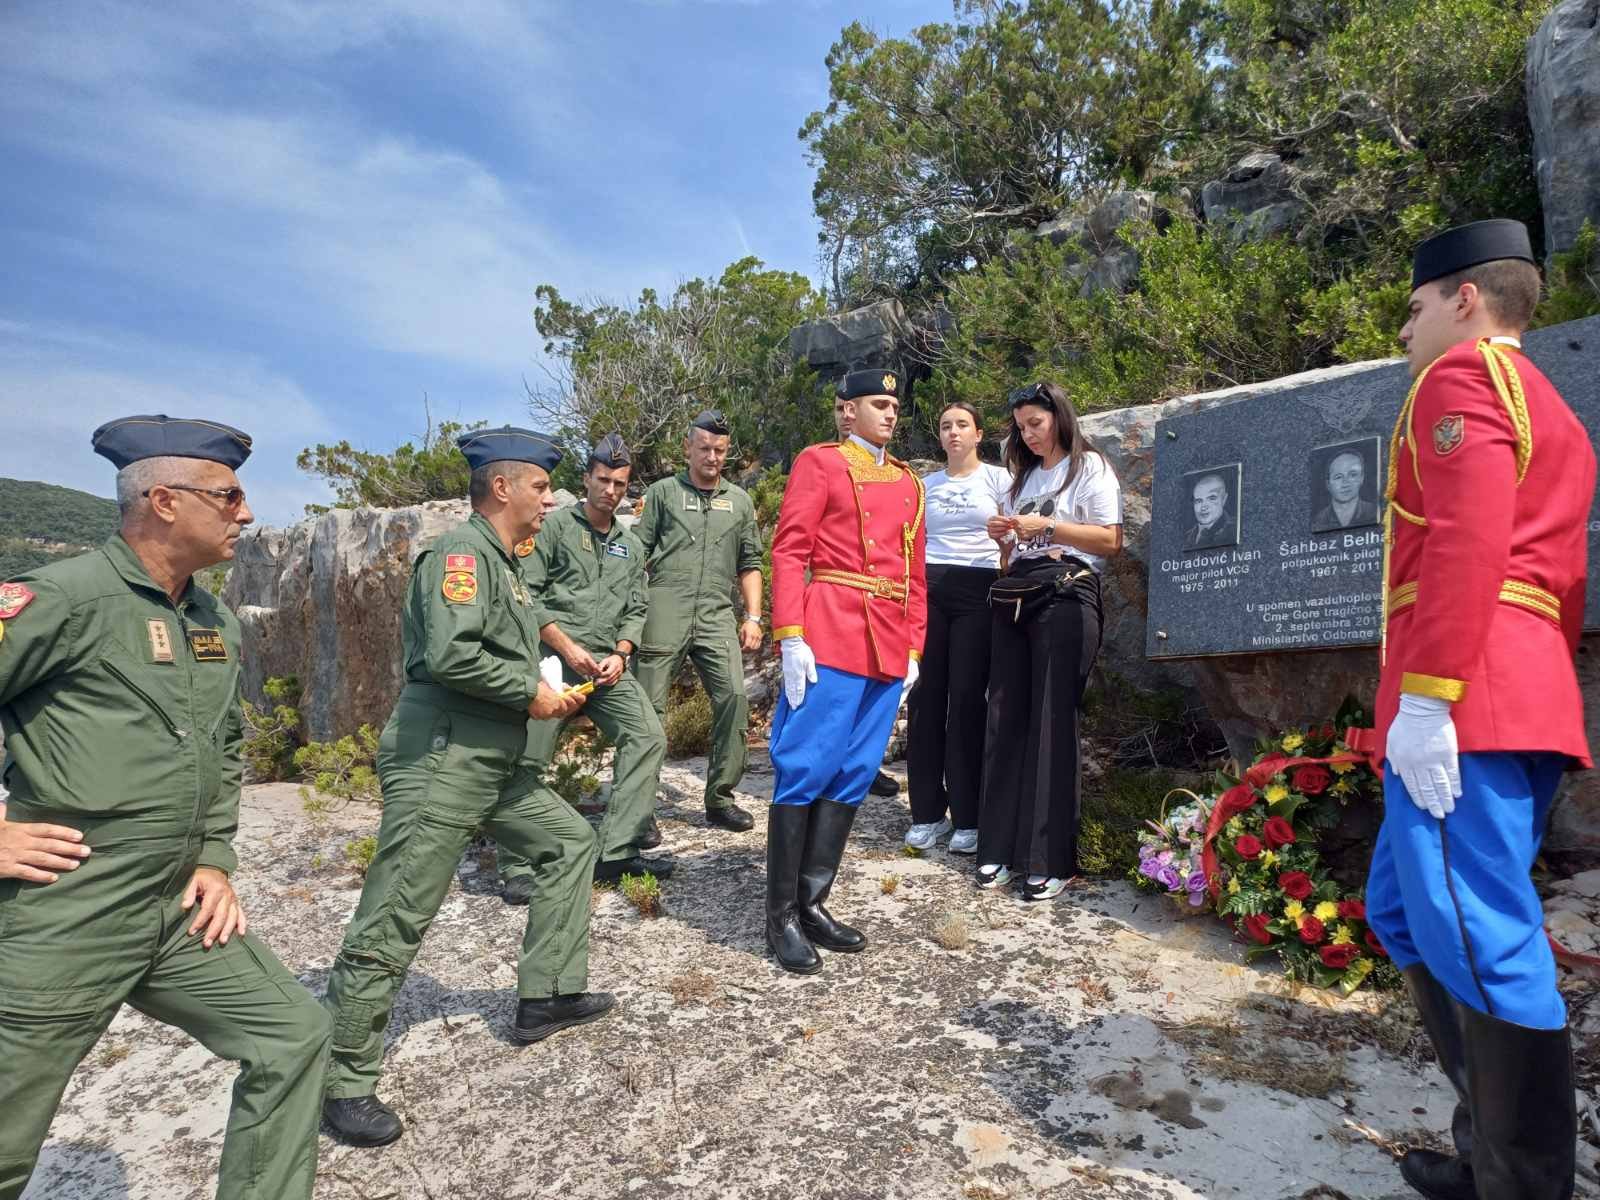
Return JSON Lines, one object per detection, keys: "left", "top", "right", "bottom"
{"left": 904, "top": 818, "right": 953, "bottom": 850}
{"left": 1020, "top": 876, "right": 1068, "bottom": 902}
{"left": 975, "top": 863, "right": 1013, "bottom": 890}
{"left": 947, "top": 828, "right": 978, "bottom": 855}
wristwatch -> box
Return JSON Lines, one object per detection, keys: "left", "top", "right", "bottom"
{"left": 744, "top": 613, "right": 763, "bottom": 625}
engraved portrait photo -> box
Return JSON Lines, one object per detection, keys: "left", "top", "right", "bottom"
{"left": 1181, "top": 463, "right": 1241, "bottom": 550}
{"left": 1309, "top": 436, "right": 1381, "bottom": 533}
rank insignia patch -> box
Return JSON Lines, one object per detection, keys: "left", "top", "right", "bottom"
{"left": 1433, "top": 413, "right": 1465, "bottom": 456}
{"left": 882, "top": 373, "right": 897, "bottom": 393}
{"left": 444, "top": 553, "right": 477, "bottom": 572}
{"left": 710, "top": 497, "right": 733, "bottom": 512}
{"left": 187, "top": 628, "right": 229, "bottom": 662}
{"left": 442, "top": 571, "right": 478, "bottom": 604}
{"left": 148, "top": 619, "right": 175, "bottom": 662}
{"left": 513, "top": 537, "right": 534, "bottom": 558}
{"left": 0, "top": 582, "right": 35, "bottom": 621}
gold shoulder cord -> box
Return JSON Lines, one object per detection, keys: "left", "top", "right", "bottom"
{"left": 1379, "top": 340, "right": 1534, "bottom": 665}
{"left": 900, "top": 471, "right": 926, "bottom": 615}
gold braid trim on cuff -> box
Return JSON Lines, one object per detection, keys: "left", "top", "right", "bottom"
{"left": 1400, "top": 672, "right": 1468, "bottom": 702}
{"left": 772, "top": 625, "right": 804, "bottom": 641}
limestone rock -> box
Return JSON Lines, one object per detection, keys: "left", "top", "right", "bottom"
{"left": 786, "top": 299, "right": 908, "bottom": 373}
{"left": 1201, "top": 152, "right": 1307, "bottom": 242}
{"left": 1527, "top": 0, "right": 1600, "bottom": 256}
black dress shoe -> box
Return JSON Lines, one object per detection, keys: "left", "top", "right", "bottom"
{"left": 868, "top": 770, "right": 900, "bottom": 798}
{"left": 706, "top": 804, "right": 754, "bottom": 832}
{"left": 323, "top": 1095, "right": 404, "bottom": 1147}
{"left": 501, "top": 874, "right": 534, "bottom": 906}
{"left": 1398, "top": 1149, "right": 1476, "bottom": 1200}
{"left": 637, "top": 816, "right": 663, "bottom": 850}
{"left": 513, "top": 991, "right": 616, "bottom": 1044}
{"left": 594, "top": 855, "right": 675, "bottom": 882}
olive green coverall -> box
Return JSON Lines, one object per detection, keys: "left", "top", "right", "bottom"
{"left": 631, "top": 473, "right": 763, "bottom": 813}
{"left": 321, "top": 513, "right": 597, "bottom": 1100}
{"left": 0, "top": 536, "right": 331, "bottom": 1200}
{"left": 500, "top": 504, "right": 663, "bottom": 883}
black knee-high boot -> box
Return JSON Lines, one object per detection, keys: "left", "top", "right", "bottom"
{"left": 1459, "top": 1003, "right": 1576, "bottom": 1200}
{"left": 765, "top": 804, "right": 821, "bottom": 974}
{"left": 1398, "top": 965, "right": 1476, "bottom": 1200}
{"left": 798, "top": 798, "right": 866, "bottom": 952}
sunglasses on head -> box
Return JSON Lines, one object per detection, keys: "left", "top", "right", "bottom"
{"left": 1007, "top": 382, "right": 1048, "bottom": 408}
{"left": 145, "top": 484, "right": 246, "bottom": 508}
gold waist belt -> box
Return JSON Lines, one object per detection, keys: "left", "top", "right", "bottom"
{"left": 813, "top": 569, "right": 908, "bottom": 602}
{"left": 1389, "top": 578, "right": 1562, "bottom": 624}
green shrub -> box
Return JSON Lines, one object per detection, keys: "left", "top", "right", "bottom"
{"left": 343, "top": 835, "right": 379, "bottom": 876}
{"left": 241, "top": 676, "right": 302, "bottom": 782}
{"left": 545, "top": 725, "right": 609, "bottom": 808}
{"left": 664, "top": 686, "right": 713, "bottom": 759}
{"left": 620, "top": 872, "right": 662, "bottom": 917}
{"left": 294, "top": 725, "right": 380, "bottom": 804}
{"left": 1538, "top": 222, "right": 1600, "bottom": 328}
{"left": 1079, "top": 768, "right": 1175, "bottom": 878}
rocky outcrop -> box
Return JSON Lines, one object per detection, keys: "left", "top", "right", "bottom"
{"left": 787, "top": 299, "right": 910, "bottom": 375}
{"left": 1528, "top": 0, "right": 1600, "bottom": 257}
{"left": 1200, "top": 152, "right": 1307, "bottom": 243}
{"left": 1035, "top": 189, "right": 1164, "bottom": 298}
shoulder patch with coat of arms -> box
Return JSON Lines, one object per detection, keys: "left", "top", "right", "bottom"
{"left": 1433, "top": 413, "right": 1465, "bottom": 456}
{"left": 513, "top": 537, "right": 534, "bottom": 558}
{"left": 442, "top": 571, "right": 479, "bottom": 604}
{"left": 0, "top": 582, "right": 35, "bottom": 621}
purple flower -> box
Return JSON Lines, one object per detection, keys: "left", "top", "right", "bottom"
{"left": 1187, "top": 890, "right": 1207, "bottom": 907}
{"left": 1156, "top": 865, "right": 1183, "bottom": 891}
{"left": 1138, "top": 859, "right": 1164, "bottom": 881}
{"left": 1185, "top": 870, "right": 1207, "bottom": 894}
{"left": 1138, "top": 843, "right": 1158, "bottom": 861}
{"left": 1156, "top": 850, "right": 1175, "bottom": 867}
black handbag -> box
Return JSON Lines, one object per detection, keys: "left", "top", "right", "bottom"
{"left": 987, "top": 556, "right": 1094, "bottom": 624}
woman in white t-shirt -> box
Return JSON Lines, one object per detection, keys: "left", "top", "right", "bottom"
{"left": 977, "top": 381, "right": 1123, "bottom": 902}
{"left": 904, "top": 402, "right": 1012, "bottom": 854}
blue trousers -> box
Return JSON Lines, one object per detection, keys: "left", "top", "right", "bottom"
{"left": 769, "top": 665, "right": 902, "bottom": 807}
{"left": 1366, "top": 751, "right": 1566, "bottom": 1029}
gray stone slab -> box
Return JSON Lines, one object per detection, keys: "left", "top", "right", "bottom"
{"left": 1147, "top": 315, "right": 1600, "bottom": 659}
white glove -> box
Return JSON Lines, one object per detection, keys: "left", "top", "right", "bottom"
{"left": 901, "top": 656, "right": 920, "bottom": 703}
{"left": 1386, "top": 693, "right": 1462, "bottom": 820}
{"left": 780, "top": 637, "right": 818, "bottom": 709}
{"left": 539, "top": 654, "right": 564, "bottom": 691}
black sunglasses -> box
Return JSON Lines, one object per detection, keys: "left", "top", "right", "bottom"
{"left": 1017, "top": 497, "right": 1057, "bottom": 518}
{"left": 145, "top": 484, "right": 246, "bottom": 508}
{"left": 1007, "top": 382, "right": 1048, "bottom": 408}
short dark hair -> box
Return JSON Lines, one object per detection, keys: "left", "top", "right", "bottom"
{"left": 468, "top": 459, "right": 531, "bottom": 503}
{"left": 1435, "top": 258, "right": 1541, "bottom": 331}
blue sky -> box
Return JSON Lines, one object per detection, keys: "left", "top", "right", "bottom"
{"left": 0, "top": 0, "right": 945, "bottom": 524}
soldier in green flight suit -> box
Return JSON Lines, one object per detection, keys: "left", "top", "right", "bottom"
{"left": 320, "top": 426, "right": 611, "bottom": 1150}
{"left": 0, "top": 415, "right": 332, "bottom": 1200}
{"left": 500, "top": 433, "right": 672, "bottom": 894}
{"left": 632, "top": 409, "right": 765, "bottom": 832}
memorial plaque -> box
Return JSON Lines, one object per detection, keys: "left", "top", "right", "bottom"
{"left": 1146, "top": 315, "right": 1600, "bottom": 659}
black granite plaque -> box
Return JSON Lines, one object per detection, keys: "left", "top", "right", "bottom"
{"left": 1147, "top": 315, "right": 1600, "bottom": 659}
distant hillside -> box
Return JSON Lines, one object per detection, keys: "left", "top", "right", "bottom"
{"left": 0, "top": 478, "right": 119, "bottom": 580}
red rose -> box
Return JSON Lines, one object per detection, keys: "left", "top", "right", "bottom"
{"left": 1278, "top": 871, "right": 1313, "bottom": 900}
{"left": 1242, "top": 913, "right": 1273, "bottom": 945}
{"left": 1319, "top": 943, "right": 1360, "bottom": 970}
{"left": 1263, "top": 817, "right": 1297, "bottom": 849}
{"left": 1233, "top": 834, "right": 1263, "bottom": 860}
{"left": 1293, "top": 765, "right": 1330, "bottom": 795}
{"left": 1320, "top": 723, "right": 1335, "bottom": 740}
{"left": 1338, "top": 899, "right": 1367, "bottom": 921}
{"left": 1365, "top": 931, "right": 1389, "bottom": 957}
{"left": 1216, "top": 785, "right": 1257, "bottom": 821}
{"left": 1298, "top": 916, "right": 1326, "bottom": 944}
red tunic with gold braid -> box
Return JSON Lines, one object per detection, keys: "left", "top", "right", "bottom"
{"left": 770, "top": 439, "right": 928, "bottom": 681}
{"left": 1376, "top": 336, "right": 1594, "bottom": 767}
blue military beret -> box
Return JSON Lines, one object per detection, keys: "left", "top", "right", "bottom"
{"left": 837, "top": 369, "right": 899, "bottom": 402}
{"left": 690, "top": 408, "right": 730, "bottom": 436}
{"left": 91, "top": 414, "right": 253, "bottom": 470}
{"left": 454, "top": 425, "right": 563, "bottom": 472}
{"left": 1413, "top": 219, "right": 1535, "bottom": 290}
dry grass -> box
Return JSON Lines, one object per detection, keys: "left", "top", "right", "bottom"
{"left": 1072, "top": 974, "right": 1113, "bottom": 1007}
{"left": 880, "top": 874, "right": 901, "bottom": 895}
{"left": 933, "top": 911, "right": 970, "bottom": 951}
{"left": 1160, "top": 1013, "right": 1351, "bottom": 1099}
{"left": 667, "top": 969, "right": 721, "bottom": 1007}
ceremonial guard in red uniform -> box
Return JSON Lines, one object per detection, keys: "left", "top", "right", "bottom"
{"left": 1363, "top": 220, "right": 1594, "bottom": 1200}
{"left": 764, "top": 370, "right": 927, "bottom": 973}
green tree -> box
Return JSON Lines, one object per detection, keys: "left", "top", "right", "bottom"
{"left": 529, "top": 257, "right": 828, "bottom": 476}
{"left": 296, "top": 408, "right": 484, "bottom": 513}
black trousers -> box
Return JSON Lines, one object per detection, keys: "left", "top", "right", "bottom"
{"left": 906, "top": 564, "right": 998, "bottom": 827}
{"left": 978, "top": 569, "right": 1101, "bottom": 878}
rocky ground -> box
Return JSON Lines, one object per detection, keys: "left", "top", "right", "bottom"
{"left": 24, "top": 755, "right": 1600, "bottom": 1200}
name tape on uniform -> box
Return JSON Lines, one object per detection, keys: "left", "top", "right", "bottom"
{"left": 187, "top": 628, "right": 229, "bottom": 662}
{"left": 605, "top": 542, "right": 630, "bottom": 558}
{"left": 710, "top": 497, "right": 733, "bottom": 512}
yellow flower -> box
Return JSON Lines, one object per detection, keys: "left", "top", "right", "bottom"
{"left": 1283, "top": 900, "right": 1305, "bottom": 922}
{"left": 1331, "top": 775, "right": 1355, "bottom": 795}
{"left": 1330, "top": 759, "right": 1354, "bottom": 775}
{"left": 1331, "top": 924, "right": 1357, "bottom": 946}
{"left": 1314, "top": 901, "right": 1340, "bottom": 922}
{"left": 1225, "top": 817, "right": 1243, "bottom": 838}
{"left": 1264, "top": 783, "right": 1289, "bottom": 804}
{"left": 1227, "top": 878, "right": 1241, "bottom": 895}
{"left": 1281, "top": 732, "right": 1305, "bottom": 753}
{"left": 1260, "top": 849, "right": 1279, "bottom": 869}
